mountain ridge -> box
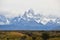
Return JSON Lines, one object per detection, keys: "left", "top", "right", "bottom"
{"left": 0, "top": 9, "right": 60, "bottom": 25}
{"left": 0, "top": 9, "right": 60, "bottom": 30}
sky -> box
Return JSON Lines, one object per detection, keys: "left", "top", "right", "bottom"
{"left": 0, "top": 0, "right": 60, "bottom": 17}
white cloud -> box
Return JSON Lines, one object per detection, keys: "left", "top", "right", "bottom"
{"left": 0, "top": 0, "right": 60, "bottom": 17}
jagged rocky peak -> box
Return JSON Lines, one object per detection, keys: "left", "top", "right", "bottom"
{"left": 23, "top": 8, "right": 41, "bottom": 18}
{"left": 0, "top": 15, "right": 6, "bottom": 22}
{"left": 22, "top": 9, "right": 40, "bottom": 21}
{"left": 0, "top": 15, "right": 10, "bottom": 25}
{"left": 24, "top": 8, "right": 35, "bottom": 16}
{"left": 28, "top": 8, "right": 34, "bottom": 14}
{"left": 22, "top": 8, "right": 34, "bottom": 19}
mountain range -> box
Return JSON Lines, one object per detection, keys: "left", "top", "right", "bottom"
{"left": 0, "top": 9, "right": 60, "bottom": 30}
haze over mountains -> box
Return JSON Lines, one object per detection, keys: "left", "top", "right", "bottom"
{"left": 0, "top": 9, "right": 60, "bottom": 30}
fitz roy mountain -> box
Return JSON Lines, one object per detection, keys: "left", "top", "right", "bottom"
{"left": 0, "top": 9, "right": 60, "bottom": 30}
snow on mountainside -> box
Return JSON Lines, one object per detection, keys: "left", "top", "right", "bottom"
{"left": 22, "top": 9, "right": 40, "bottom": 21}
{"left": 0, "top": 9, "right": 60, "bottom": 30}
{"left": 22, "top": 9, "right": 60, "bottom": 25}
{"left": 0, "top": 15, "right": 10, "bottom": 25}
{"left": 0, "top": 9, "right": 60, "bottom": 26}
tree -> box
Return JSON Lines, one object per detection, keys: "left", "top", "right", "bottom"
{"left": 41, "top": 33, "right": 49, "bottom": 40}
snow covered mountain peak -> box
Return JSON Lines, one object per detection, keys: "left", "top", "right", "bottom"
{"left": 21, "top": 9, "right": 60, "bottom": 25}
{"left": 0, "top": 15, "right": 10, "bottom": 25}
{"left": 25, "top": 8, "right": 35, "bottom": 17}
{"left": 0, "top": 9, "right": 60, "bottom": 26}
{"left": 22, "top": 9, "right": 42, "bottom": 23}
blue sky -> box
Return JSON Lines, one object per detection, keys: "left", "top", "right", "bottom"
{"left": 0, "top": 0, "right": 60, "bottom": 17}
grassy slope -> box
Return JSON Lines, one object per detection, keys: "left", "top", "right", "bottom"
{"left": 0, "top": 31, "right": 60, "bottom": 40}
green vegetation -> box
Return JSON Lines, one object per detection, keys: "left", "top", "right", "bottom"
{"left": 0, "top": 31, "right": 60, "bottom": 40}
